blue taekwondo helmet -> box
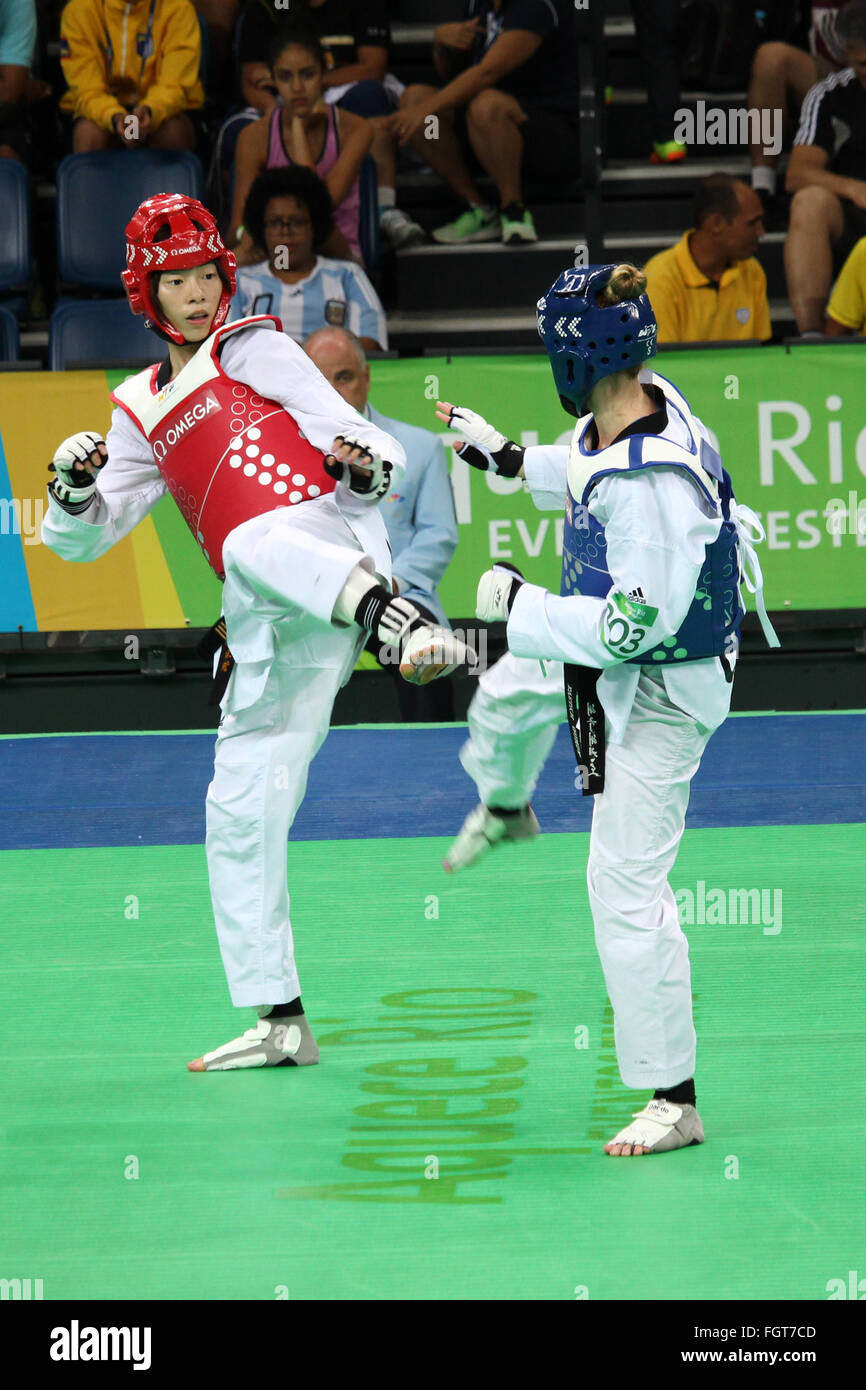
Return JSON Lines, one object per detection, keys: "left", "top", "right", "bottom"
{"left": 536, "top": 264, "right": 658, "bottom": 417}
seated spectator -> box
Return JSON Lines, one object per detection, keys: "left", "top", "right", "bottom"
{"left": 304, "top": 324, "right": 458, "bottom": 722}
{"left": 59, "top": 0, "right": 203, "bottom": 152}
{"left": 229, "top": 27, "right": 371, "bottom": 265}
{"left": 231, "top": 0, "right": 424, "bottom": 248}
{"left": 388, "top": 0, "right": 580, "bottom": 246}
{"left": 825, "top": 234, "right": 866, "bottom": 331}
{"left": 785, "top": 1, "right": 866, "bottom": 334}
{"left": 628, "top": 0, "right": 686, "bottom": 165}
{"left": 231, "top": 166, "right": 388, "bottom": 351}
{"left": 748, "top": 1, "right": 846, "bottom": 220}
{"left": 0, "top": 0, "right": 51, "bottom": 164}
{"left": 643, "top": 173, "right": 770, "bottom": 343}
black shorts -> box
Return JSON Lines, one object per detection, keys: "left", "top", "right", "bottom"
{"left": 515, "top": 102, "right": 581, "bottom": 182}
{"left": 0, "top": 101, "right": 31, "bottom": 163}
{"left": 454, "top": 98, "right": 581, "bottom": 185}
{"left": 836, "top": 200, "right": 866, "bottom": 270}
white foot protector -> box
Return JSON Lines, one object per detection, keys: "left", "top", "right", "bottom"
{"left": 399, "top": 624, "right": 477, "bottom": 686}
{"left": 607, "top": 1099, "right": 704, "bottom": 1153}
{"left": 443, "top": 802, "right": 539, "bottom": 873}
{"left": 190, "top": 1016, "right": 320, "bottom": 1071}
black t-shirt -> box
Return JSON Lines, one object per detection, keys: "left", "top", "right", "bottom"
{"left": 794, "top": 67, "right": 866, "bottom": 178}
{"left": 465, "top": 0, "right": 578, "bottom": 114}
{"left": 238, "top": 0, "right": 390, "bottom": 72}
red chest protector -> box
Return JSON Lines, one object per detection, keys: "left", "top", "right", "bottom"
{"left": 110, "top": 316, "right": 336, "bottom": 579}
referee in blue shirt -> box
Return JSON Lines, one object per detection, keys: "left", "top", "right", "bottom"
{"left": 305, "top": 324, "right": 460, "bottom": 720}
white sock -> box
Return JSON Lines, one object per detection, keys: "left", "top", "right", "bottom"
{"left": 751, "top": 166, "right": 776, "bottom": 195}
{"left": 332, "top": 563, "right": 378, "bottom": 625}
{"left": 378, "top": 186, "right": 396, "bottom": 213}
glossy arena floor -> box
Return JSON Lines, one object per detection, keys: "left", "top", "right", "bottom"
{"left": 2, "top": 712, "right": 864, "bottom": 1301}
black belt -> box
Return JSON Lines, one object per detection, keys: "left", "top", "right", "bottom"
{"left": 197, "top": 616, "right": 235, "bottom": 706}
{"left": 563, "top": 662, "right": 606, "bottom": 796}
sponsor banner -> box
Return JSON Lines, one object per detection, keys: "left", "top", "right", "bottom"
{"left": 0, "top": 347, "right": 863, "bottom": 631}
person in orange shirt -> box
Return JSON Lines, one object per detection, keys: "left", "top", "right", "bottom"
{"left": 60, "top": 0, "right": 204, "bottom": 152}
{"left": 643, "top": 174, "right": 771, "bottom": 343}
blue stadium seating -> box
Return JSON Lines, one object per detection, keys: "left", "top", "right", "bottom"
{"left": 0, "top": 305, "right": 21, "bottom": 361}
{"left": 0, "top": 158, "right": 31, "bottom": 291}
{"left": 49, "top": 298, "right": 160, "bottom": 371}
{"left": 56, "top": 151, "right": 205, "bottom": 290}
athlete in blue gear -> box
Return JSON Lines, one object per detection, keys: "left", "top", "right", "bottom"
{"left": 439, "top": 262, "right": 779, "bottom": 1156}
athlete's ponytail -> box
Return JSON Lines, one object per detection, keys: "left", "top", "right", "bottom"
{"left": 597, "top": 263, "right": 647, "bottom": 308}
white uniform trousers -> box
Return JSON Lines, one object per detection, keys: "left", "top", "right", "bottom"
{"left": 459, "top": 651, "right": 565, "bottom": 808}
{"left": 461, "top": 656, "right": 714, "bottom": 1090}
{"left": 205, "top": 501, "right": 376, "bottom": 1010}
{"left": 588, "top": 666, "right": 713, "bottom": 1089}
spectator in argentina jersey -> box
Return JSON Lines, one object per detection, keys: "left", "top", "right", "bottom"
{"left": 785, "top": 1, "right": 866, "bottom": 333}
{"left": 389, "top": 0, "right": 580, "bottom": 246}
{"left": 232, "top": 167, "right": 387, "bottom": 351}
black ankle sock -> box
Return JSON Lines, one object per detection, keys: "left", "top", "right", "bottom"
{"left": 488, "top": 804, "right": 529, "bottom": 817}
{"left": 501, "top": 201, "right": 525, "bottom": 220}
{"left": 265, "top": 997, "right": 304, "bottom": 1019}
{"left": 653, "top": 1078, "right": 696, "bottom": 1107}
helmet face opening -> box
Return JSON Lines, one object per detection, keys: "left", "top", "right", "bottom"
{"left": 121, "top": 194, "right": 237, "bottom": 346}
{"left": 537, "top": 265, "right": 657, "bottom": 416}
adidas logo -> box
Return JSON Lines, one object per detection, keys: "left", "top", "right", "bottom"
{"left": 627, "top": 586, "right": 645, "bottom": 602}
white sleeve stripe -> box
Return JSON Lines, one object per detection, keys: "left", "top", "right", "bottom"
{"left": 794, "top": 68, "right": 854, "bottom": 146}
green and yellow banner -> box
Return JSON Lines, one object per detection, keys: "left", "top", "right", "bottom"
{"left": 1, "top": 345, "right": 864, "bottom": 632}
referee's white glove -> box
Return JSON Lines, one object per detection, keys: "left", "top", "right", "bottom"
{"left": 49, "top": 432, "right": 107, "bottom": 513}
{"left": 476, "top": 563, "right": 525, "bottom": 622}
{"left": 435, "top": 401, "right": 525, "bottom": 477}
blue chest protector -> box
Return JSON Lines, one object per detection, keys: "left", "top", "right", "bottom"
{"left": 561, "top": 380, "right": 743, "bottom": 665}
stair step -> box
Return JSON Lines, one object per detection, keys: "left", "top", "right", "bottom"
{"left": 392, "top": 230, "right": 787, "bottom": 310}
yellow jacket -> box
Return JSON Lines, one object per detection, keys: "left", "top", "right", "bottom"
{"left": 60, "top": 0, "right": 203, "bottom": 131}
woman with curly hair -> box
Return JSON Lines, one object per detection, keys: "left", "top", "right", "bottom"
{"left": 233, "top": 166, "right": 388, "bottom": 351}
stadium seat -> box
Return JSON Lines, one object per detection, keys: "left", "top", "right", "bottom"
{"left": 49, "top": 298, "right": 160, "bottom": 371}
{"left": 0, "top": 158, "right": 31, "bottom": 291}
{"left": 358, "top": 155, "right": 380, "bottom": 275}
{"left": 0, "top": 305, "right": 21, "bottom": 361}
{"left": 56, "top": 151, "right": 205, "bottom": 290}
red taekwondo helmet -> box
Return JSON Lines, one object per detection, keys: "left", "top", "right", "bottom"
{"left": 121, "top": 194, "right": 238, "bottom": 345}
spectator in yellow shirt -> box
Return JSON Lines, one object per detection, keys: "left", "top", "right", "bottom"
{"left": 643, "top": 173, "right": 771, "bottom": 343}
{"left": 60, "top": 0, "right": 204, "bottom": 152}
{"left": 825, "top": 235, "right": 866, "bottom": 332}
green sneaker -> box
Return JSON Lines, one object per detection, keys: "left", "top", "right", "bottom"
{"left": 431, "top": 205, "right": 501, "bottom": 244}
{"left": 501, "top": 207, "right": 537, "bottom": 245}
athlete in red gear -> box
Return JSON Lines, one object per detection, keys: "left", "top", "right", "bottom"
{"left": 42, "top": 194, "right": 473, "bottom": 1072}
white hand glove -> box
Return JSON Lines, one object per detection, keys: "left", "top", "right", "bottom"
{"left": 475, "top": 563, "right": 525, "bottom": 622}
{"left": 323, "top": 435, "right": 392, "bottom": 501}
{"left": 49, "top": 432, "right": 107, "bottom": 509}
{"left": 435, "top": 401, "right": 525, "bottom": 477}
